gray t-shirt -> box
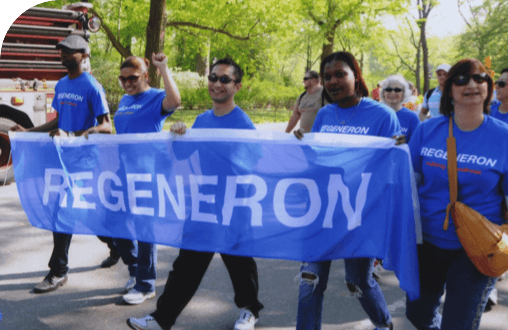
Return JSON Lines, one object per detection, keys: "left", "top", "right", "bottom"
{"left": 294, "top": 85, "right": 327, "bottom": 131}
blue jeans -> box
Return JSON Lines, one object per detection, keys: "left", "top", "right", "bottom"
{"left": 297, "top": 258, "right": 392, "bottom": 330}
{"left": 406, "top": 241, "right": 497, "bottom": 330}
{"left": 114, "top": 238, "right": 157, "bottom": 293}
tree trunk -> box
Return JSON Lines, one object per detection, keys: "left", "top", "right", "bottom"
{"left": 416, "top": 41, "right": 421, "bottom": 94}
{"left": 321, "top": 30, "right": 335, "bottom": 62}
{"left": 421, "top": 19, "right": 430, "bottom": 93}
{"left": 144, "top": 0, "right": 166, "bottom": 88}
{"left": 196, "top": 38, "right": 211, "bottom": 77}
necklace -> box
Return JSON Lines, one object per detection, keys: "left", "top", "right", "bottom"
{"left": 335, "top": 98, "right": 362, "bottom": 125}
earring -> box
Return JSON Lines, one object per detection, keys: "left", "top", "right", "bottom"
{"left": 451, "top": 99, "right": 455, "bottom": 105}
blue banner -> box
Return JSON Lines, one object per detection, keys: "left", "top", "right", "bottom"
{"left": 10, "top": 130, "right": 420, "bottom": 299}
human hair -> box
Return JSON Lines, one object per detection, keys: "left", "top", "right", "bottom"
{"left": 501, "top": 68, "right": 508, "bottom": 75}
{"left": 120, "top": 56, "right": 150, "bottom": 71}
{"left": 379, "top": 75, "right": 412, "bottom": 104}
{"left": 440, "top": 59, "right": 493, "bottom": 116}
{"left": 210, "top": 58, "right": 244, "bottom": 83}
{"left": 307, "top": 70, "right": 320, "bottom": 80}
{"left": 320, "top": 51, "right": 369, "bottom": 97}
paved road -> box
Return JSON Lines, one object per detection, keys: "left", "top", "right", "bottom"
{"left": 1, "top": 123, "right": 507, "bottom": 330}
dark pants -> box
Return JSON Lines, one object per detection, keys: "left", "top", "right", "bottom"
{"left": 48, "top": 233, "right": 119, "bottom": 277}
{"left": 151, "top": 249, "right": 264, "bottom": 328}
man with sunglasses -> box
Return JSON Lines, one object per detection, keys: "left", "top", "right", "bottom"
{"left": 285, "top": 70, "right": 328, "bottom": 133}
{"left": 128, "top": 58, "right": 263, "bottom": 330}
{"left": 421, "top": 63, "right": 451, "bottom": 120}
{"left": 10, "top": 34, "right": 113, "bottom": 293}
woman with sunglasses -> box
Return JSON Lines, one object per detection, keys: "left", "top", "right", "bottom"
{"left": 294, "top": 51, "right": 403, "bottom": 330}
{"left": 406, "top": 59, "right": 507, "bottom": 330}
{"left": 490, "top": 68, "right": 508, "bottom": 123}
{"left": 380, "top": 75, "right": 420, "bottom": 142}
{"left": 113, "top": 53, "right": 181, "bottom": 305}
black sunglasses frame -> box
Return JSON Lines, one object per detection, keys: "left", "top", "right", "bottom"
{"left": 119, "top": 75, "right": 142, "bottom": 83}
{"left": 384, "top": 88, "right": 403, "bottom": 93}
{"left": 452, "top": 73, "right": 490, "bottom": 86}
{"left": 207, "top": 74, "right": 239, "bottom": 84}
{"left": 495, "top": 80, "right": 507, "bottom": 88}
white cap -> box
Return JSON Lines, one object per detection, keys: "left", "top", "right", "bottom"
{"left": 435, "top": 64, "right": 451, "bottom": 73}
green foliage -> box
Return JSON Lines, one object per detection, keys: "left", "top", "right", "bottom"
{"left": 456, "top": 0, "right": 508, "bottom": 75}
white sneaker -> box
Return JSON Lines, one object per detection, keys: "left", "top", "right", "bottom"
{"left": 123, "top": 288, "right": 156, "bottom": 305}
{"left": 128, "top": 315, "right": 163, "bottom": 330}
{"left": 125, "top": 276, "right": 136, "bottom": 293}
{"left": 234, "top": 308, "right": 258, "bottom": 330}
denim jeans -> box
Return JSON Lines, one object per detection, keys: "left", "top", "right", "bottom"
{"left": 151, "top": 249, "right": 264, "bottom": 328}
{"left": 114, "top": 238, "right": 157, "bottom": 293}
{"left": 406, "top": 241, "right": 497, "bottom": 330}
{"left": 297, "top": 258, "right": 392, "bottom": 330}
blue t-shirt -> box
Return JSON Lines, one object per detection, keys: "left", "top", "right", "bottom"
{"left": 409, "top": 115, "right": 508, "bottom": 249}
{"left": 396, "top": 107, "right": 420, "bottom": 142}
{"left": 311, "top": 97, "right": 401, "bottom": 137}
{"left": 192, "top": 106, "right": 255, "bottom": 130}
{"left": 114, "top": 88, "right": 172, "bottom": 134}
{"left": 489, "top": 101, "right": 508, "bottom": 124}
{"left": 52, "top": 72, "right": 109, "bottom": 131}
{"left": 422, "top": 88, "right": 442, "bottom": 117}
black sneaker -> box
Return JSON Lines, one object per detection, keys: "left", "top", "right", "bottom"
{"left": 34, "top": 274, "right": 68, "bottom": 293}
{"left": 100, "top": 255, "right": 120, "bottom": 268}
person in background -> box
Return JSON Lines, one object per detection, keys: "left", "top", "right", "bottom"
{"left": 380, "top": 75, "right": 420, "bottom": 142}
{"left": 420, "top": 64, "right": 451, "bottom": 120}
{"left": 113, "top": 53, "right": 181, "bottom": 305}
{"left": 285, "top": 70, "right": 328, "bottom": 133}
{"left": 403, "top": 81, "right": 423, "bottom": 115}
{"left": 127, "top": 58, "right": 263, "bottom": 330}
{"left": 484, "top": 67, "right": 508, "bottom": 311}
{"left": 9, "top": 35, "right": 112, "bottom": 293}
{"left": 490, "top": 68, "right": 508, "bottom": 123}
{"left": 294, "top": 51, "right": 403, "bottom": 330}
{"left": 371, "top": 83, "right": 381, "bottom": 101}
{"left": 406, "top": 58, "right": 504, "bottom": 330}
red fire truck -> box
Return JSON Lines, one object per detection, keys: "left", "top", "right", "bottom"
{"left": 0, "top": 2, "right": 100, "bottom": 185}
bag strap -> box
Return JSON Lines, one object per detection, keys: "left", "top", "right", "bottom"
{"left": 444, "top": 116, "right": 458, "bottom": 230}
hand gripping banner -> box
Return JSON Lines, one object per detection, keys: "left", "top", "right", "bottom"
{"left": 9, "top": 130, "right": 420, "bottom": 299}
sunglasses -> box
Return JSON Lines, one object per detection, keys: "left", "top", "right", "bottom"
{"left": 452, "top": 73, "right": 489, "bottom": 86}
{"left": 119, "top": 75, "right": 142, "bottom": 83}
{"left": 303, "top": 77, "right": 313, "bottom": 81}
{"left": 207, "top": 74, "right": 238, "bottom": 84}
{"left": 384, "top": 88, "right": 403, "bottom": 93}
{"left": 495, "top": 80, "right": 507, "bottom": 88}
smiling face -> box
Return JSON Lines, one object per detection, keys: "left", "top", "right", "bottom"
{"left": 451, "top": 70, "right": 489, "bottom": 109}
{"left": 383, "top": 83, "right": 404, "bottom": 108}
{"left": 496, "top": 72, "right": 508, "bottom": 103}
{"left": 208, "top": 64, "right": 241, "bottom": 104}
{"left": 322, "top": 60, "right": 356, "bottom": 104}
{"left": 119, "top": 67, "right": 149, "bottom": 96}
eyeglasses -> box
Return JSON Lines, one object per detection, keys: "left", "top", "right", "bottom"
{"left": 495, "top": 80, "right": 507, "bottom": 88}
{"left": 119, "top": 75, "right": 142, "bottom": 83}
{"left": 207, "top": 74, "right": 238, "bottom": 84}
{"left": 452, "top": 73, "right": 489, "bottom": 86}
{"left": 384, "top": 88, "right": 403, "bottom": 93}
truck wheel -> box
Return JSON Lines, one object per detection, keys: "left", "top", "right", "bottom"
{"left": 0, "top": 117, "right": 16, "bottom": 186}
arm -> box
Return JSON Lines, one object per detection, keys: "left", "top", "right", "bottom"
{"left": 10, "top": 115, "right": 60, "bottom": 133}
{"left": 152, "top": 53, "right": 181, "bottom": 113}
{"left": 79, "top": 114, "right": 112, "bottom": 138}
{"left": 285, "top": 105, "right": 302, "bottom": 133}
